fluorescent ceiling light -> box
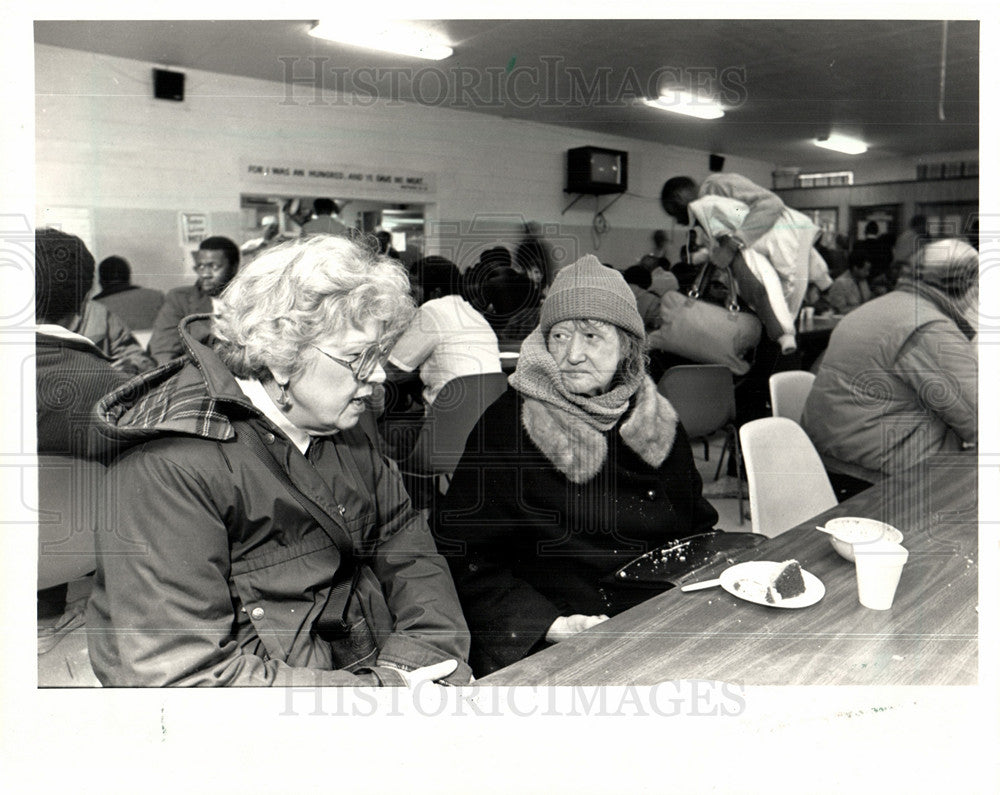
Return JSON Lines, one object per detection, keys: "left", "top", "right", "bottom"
{"left": 642, "top": 89, "right": 725, "bottom": 120}
{"left": 814, "top": 133, "right": 868, "bottom": 155}
{"left": 309, "top": 21, "right": 453, "bottom": 61}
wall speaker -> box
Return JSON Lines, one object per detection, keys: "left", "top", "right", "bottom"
{"left": 709, "top": 154, "right": 725, "bottom": 172}
{"left": 153, "top": 68, "right": 185, "bottom": 102}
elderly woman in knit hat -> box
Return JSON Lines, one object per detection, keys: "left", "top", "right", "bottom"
{"left": 802, "top": 237, "right": 978, "bottom": 495}
{"left": 435, "top": 254, "right": 719, "bottom": 676}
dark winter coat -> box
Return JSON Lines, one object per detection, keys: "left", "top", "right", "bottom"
{"left": 87, "top": 318, "right": 472, "bottom": 686}
{"left": 434, "top": 386, "right": 718, "bottom": 676}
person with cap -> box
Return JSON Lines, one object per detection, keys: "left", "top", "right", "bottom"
{"left": 434, "top": 254, "right": 718, "bottom": 677}
{"left": 34, "top": 229, "right": 132, "bottom": 622}
{"left": 802, "top": 238, "right": 978, "bottom": 495}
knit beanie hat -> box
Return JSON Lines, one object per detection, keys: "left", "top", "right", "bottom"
{"left": 541, "top": 254, "right": 644, "bottom": 338}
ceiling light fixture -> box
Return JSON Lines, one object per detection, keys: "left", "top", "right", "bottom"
{"left": 814, "top": 133, "right": 868, "bottom": 155}
{"left": 642, "top": 89, "right": 725, "bottom": 120}
{"left": 308, "top": 21, "right": 453, "bottom": 61}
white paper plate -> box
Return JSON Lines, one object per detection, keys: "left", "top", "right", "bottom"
{"left": 719, "top": 561, "right": 825, "bottom": 608}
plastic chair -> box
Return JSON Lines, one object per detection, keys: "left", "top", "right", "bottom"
{"left": 657, "top": 364, "right": 744, "bottom": 524}
{"left": 396, "top": 372, "right": 508, "bottom": 506}
{"left": 37, "top": 455, "right": 105, "bottom": 590}
{"left": 739, "top": 417, "right": 837, "bottom": 538}
{"left": 769, "top": 370, "right": 816, "bottom": 424}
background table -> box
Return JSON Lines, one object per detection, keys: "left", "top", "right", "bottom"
{"left": 479, "top": 452, "right": 978, "bottom": 686}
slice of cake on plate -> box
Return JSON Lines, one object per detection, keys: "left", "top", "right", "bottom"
{"left": 766, "top": 560, "right": 806, "bottom": 603}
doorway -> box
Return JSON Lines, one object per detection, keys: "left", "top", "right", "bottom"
{"left": 239, "top": 194, "right": 427, "bottom": 259}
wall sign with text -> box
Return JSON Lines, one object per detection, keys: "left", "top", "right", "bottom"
{"left": 240, "top": 159, "right": 435, "bottom": 197}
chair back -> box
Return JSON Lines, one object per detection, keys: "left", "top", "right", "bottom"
{"left": 769, "top": 370, "right": 816, "bottom": 424}
{"left": 739, "top": 417, "right": 837, "bottom": 538}
{"left": 402, "top": 372, "right": 508, "bottom": 479}
{"left": 37, "top": 455, "right": 106, "bottom": 590}
{"left": 656, "top": 364, "right": 734, "bottom": 439}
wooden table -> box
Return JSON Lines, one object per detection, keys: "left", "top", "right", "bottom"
{"left": 479, "top": 452, "right": 978, "bottom": 686}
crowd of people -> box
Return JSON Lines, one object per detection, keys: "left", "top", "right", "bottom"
{"left": 34, "top": 175, "right": 979, "bottom": 685}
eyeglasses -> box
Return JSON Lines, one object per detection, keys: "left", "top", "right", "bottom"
{"left": 309, "top": 343, "right": 389, "bottom": 382}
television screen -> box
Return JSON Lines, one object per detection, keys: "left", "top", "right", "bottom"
{"left": 566, "top": 147, "right": 628, "bottom": 195}
{"left": 591, "top": 151, "right": 622, "bottom": 184}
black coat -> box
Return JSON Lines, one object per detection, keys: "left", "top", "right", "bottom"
{"left": 434, "top": 388, "right": 718, "bottom": 676}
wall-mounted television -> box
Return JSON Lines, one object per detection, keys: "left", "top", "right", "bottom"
{"left": 565, "top": 146, "right": 628, "bottom": 195}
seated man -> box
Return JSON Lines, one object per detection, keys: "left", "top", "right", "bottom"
{"left": 70, "top": 299, "right": 158, "bottom": 375}
{"left": 148, "top": 236, "right": 239, "bottom": 365}
{"left": 622, "top": 265, "right": 663, "bottom": 331}
{"left": 636, "top": 229, "right": 680, "bottom": 297}
{"left": 35, "top": 229, "right": 131, "bottom": 618}
{"left": 484, "top": 265, "right": 541, "bottom": 346}
{"left": 802, "top": 239, "right": 977, "bottom": 489}
{"left": 93, "top": 255, "right": 164, "bottom": 331}
{"left": 826, "top": 250, "right": 873, "bottom": 314}
{"left": 387, "top": 256, "right": 503, "bottom": 409}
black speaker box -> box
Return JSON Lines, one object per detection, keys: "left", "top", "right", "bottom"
{"left": 153, "top": 69, "right": 185, "bottom": 101}
{"left": 709, "top": 154, "right": 725, "bottom": 172}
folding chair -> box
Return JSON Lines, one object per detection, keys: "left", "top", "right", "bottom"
{"left": 395, "top": 372, "right": 508, "bottom": 508}
{"left": 769, "top": 370, "right": 816, "bottom": 424}
{"left": 739, "top": 417, "right": 837, "bottom": 538}
{"left": 657, "top": 364, "right": 744, "bottom": 524}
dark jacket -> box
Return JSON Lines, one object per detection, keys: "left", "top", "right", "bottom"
{"left": 94, "top": 285, "right": 165, "bottom": 331}
{"left": 87, "top": 318, "right": 472, "bottom": 686}
{"left": 434, "top": 386, "right": 718, "bottom": 676}
{"left": 35, "top": 330, "right": 131, "bottom": 461}
{"left": 73, "top": 300, "right": 157, "bottom": 374}
{"left": 148, "top": 284, "right": 214, "bottom": 365}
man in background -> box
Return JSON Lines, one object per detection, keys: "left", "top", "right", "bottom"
{"left": 826, "top": 251, "right": 874, "bottom": 315}
{"left": 35, "top": 229, "right": 131, "bottom": 620}
{"left": 301, "top": 197, "right": 349, "bottom": 236}
{"left": 148, "top": 236, "right": 239, "bottom": 365}
{"left": 93, "top": 255, "right": 164, "bottom": 331}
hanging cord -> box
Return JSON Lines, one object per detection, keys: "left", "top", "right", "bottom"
{"left": 591, "top": 198, "right": 609, "bottom": 250}
{"left": 938, "top": 20, "right": 948, "bottom": 122}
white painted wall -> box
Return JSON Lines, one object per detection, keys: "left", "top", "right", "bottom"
{"left": 35, "top": 43, "right": 777, "bottom": 291}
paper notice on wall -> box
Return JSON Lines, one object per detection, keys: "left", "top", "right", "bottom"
{"left": 179, "top": 212, "right": 210, "bottom": 245}
{"left": 39, "top": 207, "right": 95, "bottom": 254}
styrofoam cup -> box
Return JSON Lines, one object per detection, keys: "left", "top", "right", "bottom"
{"left": 854, "top": 540, "right": 909, "bottom": 610}
{"left": 799, "top": 306, "right": 815, "bottom": 330}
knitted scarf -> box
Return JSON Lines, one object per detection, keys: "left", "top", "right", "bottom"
{"left": 509, "top": 329, "right": 678, "bottom": 483}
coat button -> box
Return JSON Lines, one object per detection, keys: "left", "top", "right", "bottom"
{"left": 251, "top": 607, "right": 264, "bottom": 620}
{"left": 263, "top": 432, "right": 275, "bottom": 444}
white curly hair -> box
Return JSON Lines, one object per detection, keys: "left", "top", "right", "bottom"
{"left": 213, "top": 234, "right": 415, "bottom": 381}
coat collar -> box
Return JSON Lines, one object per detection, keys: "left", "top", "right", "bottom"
{"left": 96, "top": 314, "right": 256, "bottom": 443}
{"left": 520, "top": 375, "right": 678, "bottom": 483}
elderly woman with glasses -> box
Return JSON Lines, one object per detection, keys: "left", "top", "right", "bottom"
{"left": 435, "top": 255, "right": 719, "bottom": 677}
{"left": 88, "top": 235, "right": 472, "bottom": 687}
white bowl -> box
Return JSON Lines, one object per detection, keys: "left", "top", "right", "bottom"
{"left": 823, "top": 517, "right": 904, "bottom": 562}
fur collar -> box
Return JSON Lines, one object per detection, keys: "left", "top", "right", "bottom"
{"left": 521, "top": 376, "right": 678, "bottom": 483}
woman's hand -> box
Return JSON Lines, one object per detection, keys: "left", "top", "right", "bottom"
{"left": 545, "top": 614, "right": 609, "bottom": 643}
{"left": 394, "top": 659, "right": 459, "bottom": 687}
